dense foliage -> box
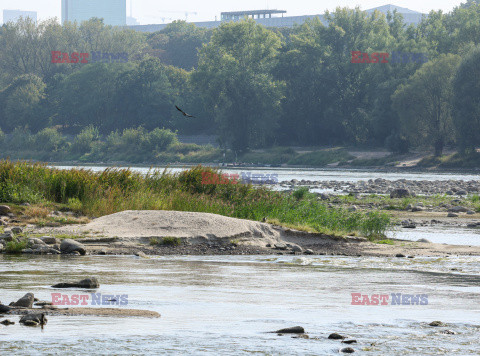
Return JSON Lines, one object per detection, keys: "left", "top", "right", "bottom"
{"left": 1, "top": 1, "right": 480, "bottom": 159}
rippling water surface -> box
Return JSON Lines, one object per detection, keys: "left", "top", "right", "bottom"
{"left": 1, "top": 255, "right": 479, "bottom": 355}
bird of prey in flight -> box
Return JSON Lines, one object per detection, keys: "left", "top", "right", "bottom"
{"left": 175, "top": 105, "right": 196, "bottom": 118}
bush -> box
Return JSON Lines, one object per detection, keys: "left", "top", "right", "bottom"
{"left": 33, "top": 128, "right": 67, "bottom": 152}
{"left": 5, "top": 239, "right": 28, "bottom": 254}
{"left": 8, "top": 127, "right": 33, "bottom": 150}
{"left": 71, "top": 126, "right": 100, "bottom": 154}
{"left": 147, "top": 128, "right": 178, "bottom": 152}
{"left": 293, "top": 187, "right": 310, "bottom": 200}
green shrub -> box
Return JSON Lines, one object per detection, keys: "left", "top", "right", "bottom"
{"left": 150, "top": 237, "right": 182, "bottom": 246}
{"left": 5, "top": 239, "right": 28, "bottom": 254}
{"left": 293, "top": 187, "right": 309, "bottom": 200}
{"left": 33, "top": 128, "right": 67, "bottom": 152}
{"left": 71, "top": 126, "right": 100, "bottom": 154}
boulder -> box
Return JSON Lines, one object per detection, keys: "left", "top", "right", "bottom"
{"left": 11, "top": 293, "right": 35, "bottom": 308}
{"left": 0, "top": 205, "right": 11, "bottom": 216}
{"left": 28, "top": 238, "right": 47, "bottom": 247}
{"left": 328, "top": 333, "right": 345, "bottom": 340}
{"left": 448, "top": 206, "right": 468, "bottom": 213}
{"left": 0, "top": 319, "right": 14, "bottom": 326}
{"left": 40, "top": 236, "right": 58, "bottom": 245}
{"left": 447, "top": 213, "right": 458, "bottom": 218}
{"left": 274, "top": 326, "right": 305, "bottom": 334}
{"left": 390, "top": 188, "right": 411, "bottom": 199}
{"left": 341, "top": 347, "right": 355, "bottom": 353}
{"left": 0, "top": 231, "right": 14, "bottom": 242}
{"left": 291, "top": 245, "right": 303, "bottom": 253}
{"left": 60, "top": 239, "right": 86, "bottom": 255}
{"left": 11, "top": 227, "right": 23, "bottom": 235}
{"left": 429, "top": 321, "right": 446, "bottom": 327}
{"left": 0, "top": 304, "right": 11, "bottom": 313}
{"left": 52, "top": 277, "right": 99, "bottom": 289}
{"left": 417, "top": 238, "right": 431, "bottom": 243}
{"left": 19, "top": 313, "right": 47, "bottom": 327}
{"left": 304, "top": 249, "right": 314, "bottom": 255}
{"left": 342, "top": 340, "right": 357, "bottom": 344}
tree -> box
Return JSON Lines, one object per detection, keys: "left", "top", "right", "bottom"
{"left": 453, "top": 45, "right": 480, "bottom": 153}
{"left": 0, "top": 74, "right": 46, "bottom": 131}
{"left": 392, "top": 54, "right": 460, "bottom": 156}
{"left": 193, "top": 20, "right": 284, "bottom": 152}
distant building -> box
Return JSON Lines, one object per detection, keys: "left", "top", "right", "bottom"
{"left": 3, "top": 9, "right": 37, "bottom": 24}
{"left": 61, "top": 0, "right": 126, "bottom": 26}
{"left": 130, "top": 4, "right": 425, "bottom": 33}
{"left": 127, "top": 16, "right": 139, "bottom": 26}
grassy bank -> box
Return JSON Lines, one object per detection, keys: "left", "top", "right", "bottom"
{"left": 0, "top": 161, "right": 390, "bottom": 238}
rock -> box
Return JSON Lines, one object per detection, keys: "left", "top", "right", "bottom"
{"left": 134, "top": 251, "right": 147, "bottom": 258}
{"left": 0, "top": 205, "right": 11, "bottom": 216}
{"left": 40, "top": 236, "right": 58, "bottom": 245}
{"left": 11, "top": 293, "right": 34, "bottom": 308}
{"left": 291, "top": 245, "right": 303, "bottom": 253}
{"left": 28, "top": 238, "right": 47, "bottom": 247}
{"left": 342, "top": 340, "right": 357, "bottom": 344}
{"left": 0, "top": 319, "right": 14, "bottom": 326}
{"left": 0, "top": 304, "right": 11, "bottom": 313}
{"left": 467, "top": 210, "right": 476, "bottom": 215}
{"left": 467, "top": 223, "right": 478, "bottom": 228}
{"left": 0, "top": 231, "right": 14, "bottom": 242}
{"left": 440, "top": 329, "right": 457, "bottom": 335}
{"left": 457, "top": 190, "right": 467, "bottom": 196}
{"left": 390, "top": 188, "right": 411, "bottom": 199}
{"left": 448, "top": 206, "right": 468, "bottom": 213}
{"left": 411, "top": 206, "right": 424, "bottom": 212}
{"left": 304, "top": 249, "right": 314, "bottom": 255}
{"left": 348, "top": 205, "right": 358, "bottom": 212}
{"left": 402, "top": 224, "right": 416, "bottom": 229}
{"left": 52, "top": 277, "right": 99, "bottom": 289}
{"left": 274, "top": 244, "right": 288, "bottom": 251}
{"left": 417, "top": 238, "right": 431, "bottom": 243}
{"left": 11, "top": 227, "right": 23, "bottom": 234}
{"left": 97, "top": 250, "right": 107, "bottom": 255}
{"left": 395, "top": 254, "right": 406, "bottom": 258}
{"left": 429, "top": 321, "right": 446, "bottom": 327}
{"left": 341, "top": 347, "right": 355, "bottom": 353}
{"left": 19, "top": 313, "right": 47, "bottom": 327}
{"left": 328, "top": 333, "right": 345, "bottom": 340}
{"left": 292, "top": 334, "right": 309, "bottom": 339}
{"left": 60, "top": 239, "right": 86, "bottom": 255}
{"left": 274, "top": 326, "right": 305, "bottom": 334}
{"left": 446, "top": 190, "right": 454, "bottom": 196}
{"left": 34, "top": 301, "right": 53, "bottom": 307}
{"left": 447, "top": 213, "right": 458, "bottom": 218}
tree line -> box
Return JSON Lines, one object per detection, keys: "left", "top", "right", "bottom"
{"left": 0, "top": 1, "right": 480, "bottom": 158}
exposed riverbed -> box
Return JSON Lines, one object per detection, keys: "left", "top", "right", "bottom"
{"left": 1, "top": 254, "right": 479, "bottom": 355}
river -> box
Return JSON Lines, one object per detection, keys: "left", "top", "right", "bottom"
{"left": 1, "top": 254, "right": 479, "bottom": 355}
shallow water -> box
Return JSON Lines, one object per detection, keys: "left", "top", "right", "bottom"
{"left": 392, "top": 225, "right": 480, "bottom": 246}
{"left": 1, "top": 255, "right": 479, "bottom": 355}
{"left": 53, "top": 165, "right": 480, "bottom": 183}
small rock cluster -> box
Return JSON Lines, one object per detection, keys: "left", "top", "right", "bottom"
{"left": 280, "top": 178, "right": 480, "bottom": 197}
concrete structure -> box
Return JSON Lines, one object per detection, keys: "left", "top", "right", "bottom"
{"left": 3, "top": 10, "right": 37, "bottom": 24}
{"left": 130, "top": 4, "right": 425, "bottom": 33}
{"left": 61, "top": 0, "right": 126, "bottom": 26}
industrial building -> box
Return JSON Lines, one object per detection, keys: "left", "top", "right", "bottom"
{"left": 61, "top": 0, "right": 126, "bottom": 26}
{"left": 130, "top": 5, "right": 425, "bottom": 33}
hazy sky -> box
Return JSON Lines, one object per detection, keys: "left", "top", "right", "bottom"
{"left": 0, "top": 0, "right": 464, "bottom": 24}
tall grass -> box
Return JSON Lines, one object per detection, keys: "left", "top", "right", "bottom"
{"left": 0, "top": 160, "right": 391, "bottom": 237}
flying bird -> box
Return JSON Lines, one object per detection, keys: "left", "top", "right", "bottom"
{"left": 175, "top": 105, "right": 196, "bottom": 118}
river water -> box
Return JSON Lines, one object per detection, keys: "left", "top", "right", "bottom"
{"left": 1, "top": 254, "right": 479, "bottom": 355}
{"left": 1, "top": 167, "right": 478, "bottom": 354}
